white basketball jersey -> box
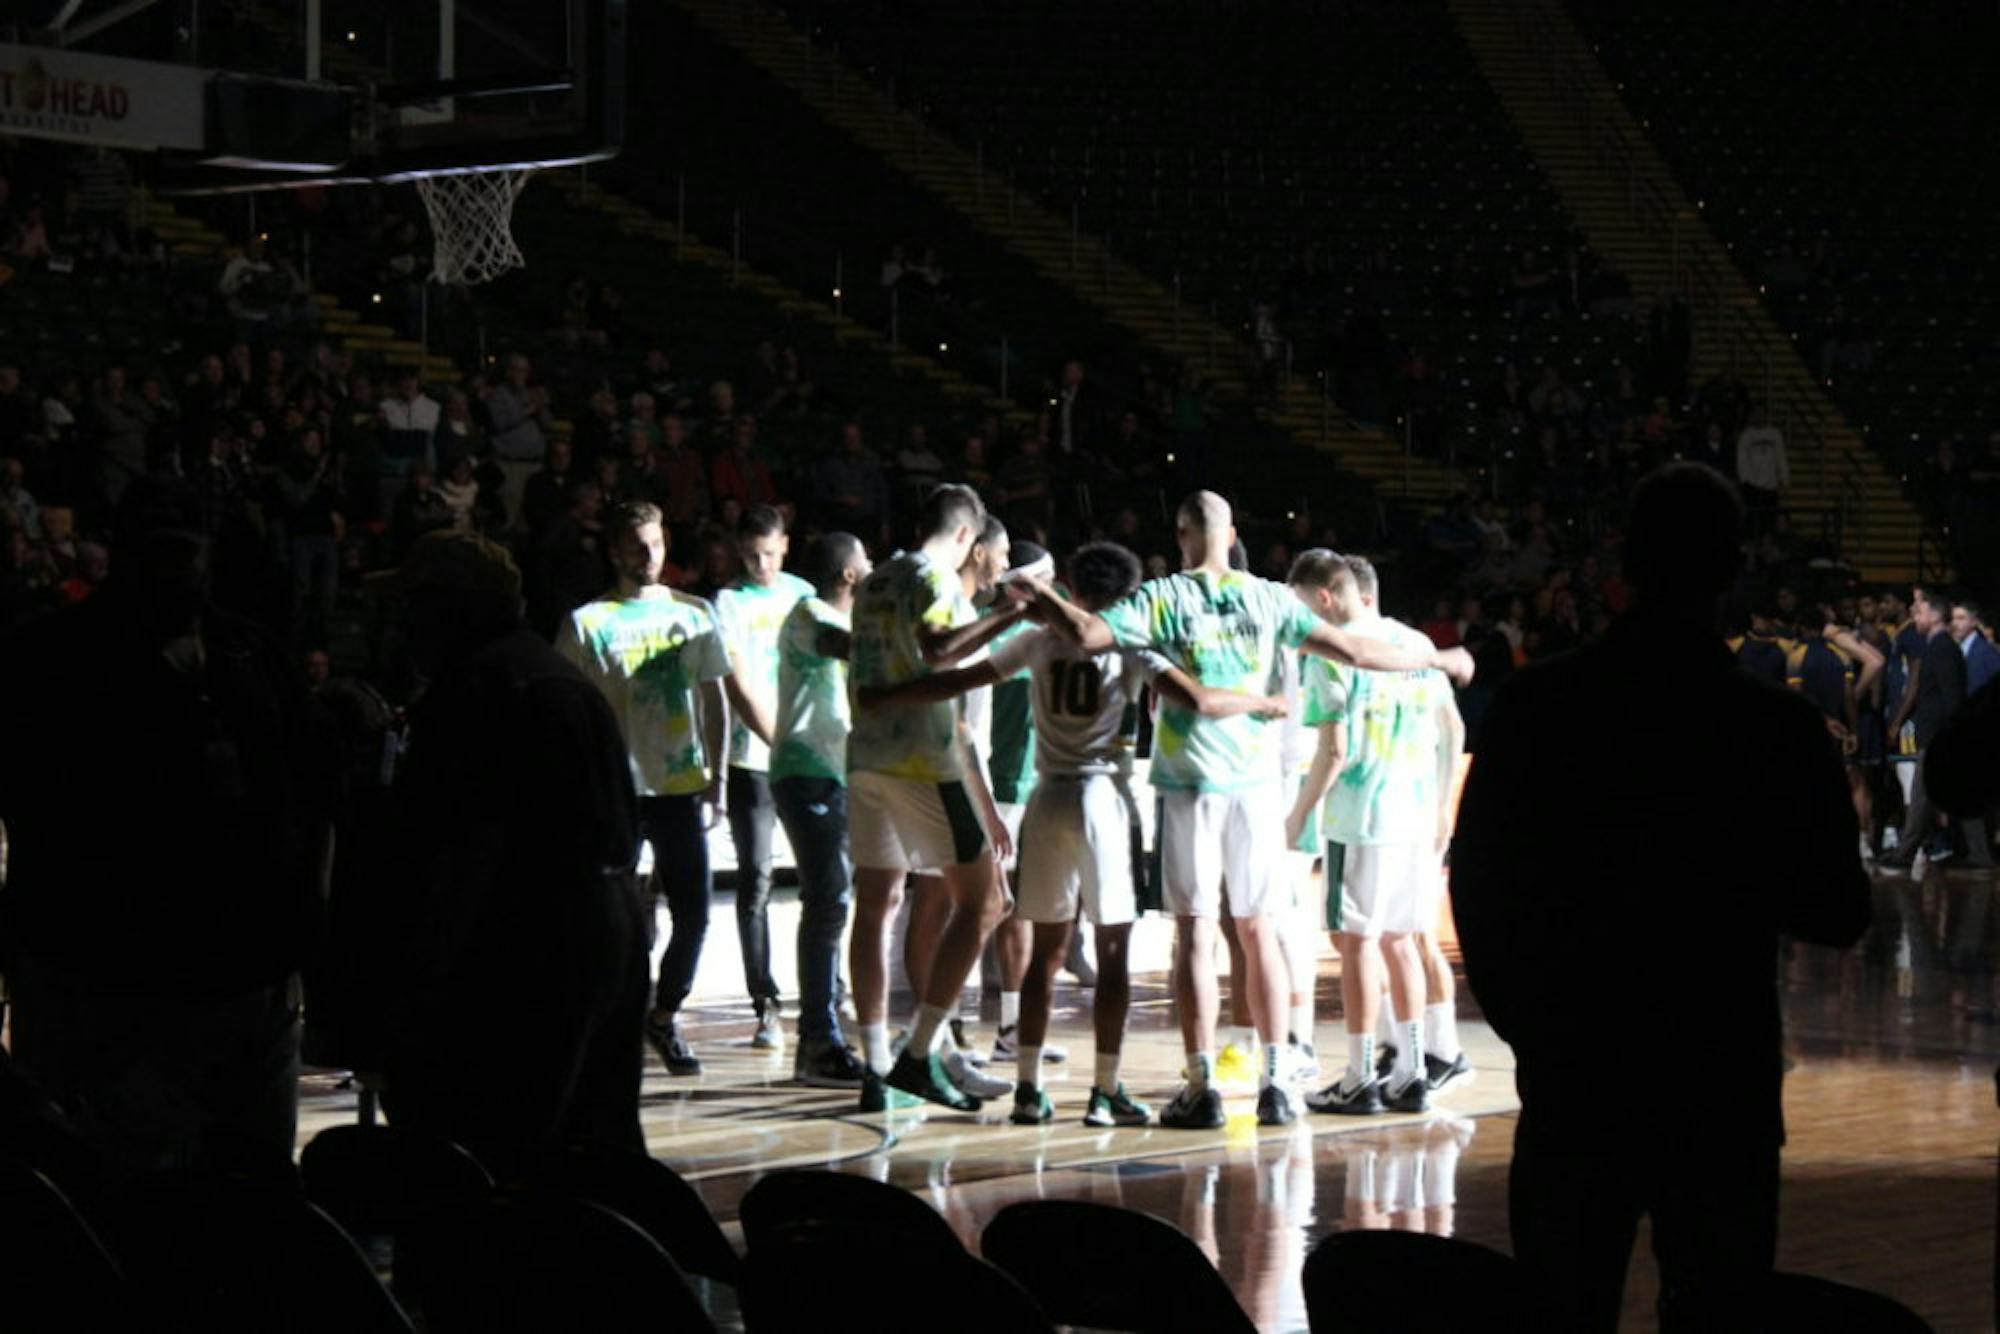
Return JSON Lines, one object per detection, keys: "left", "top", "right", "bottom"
{"left": 990, "top": 628, "right": 1157, "bottom": 778}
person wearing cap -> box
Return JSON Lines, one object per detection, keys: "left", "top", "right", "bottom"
{"left": 0, "top": 475, "right": 334, "bottom": 1187}
{"left": 382, "top": 527, "right": 648, "bottom": 1172}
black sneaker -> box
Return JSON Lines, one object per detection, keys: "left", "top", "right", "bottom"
{"left": 885, "top": 1049, "right": 982, "bottom": 1111}
{"left": 1009, "top": 1083, "right": 1054, "bottom": 1125}
{"left": 795, "top": 1039, "right": 866, "bottom": 1089}
{"left": 645, "top": 1014, "right": 700, "bottom": 1076}
{"left": 1159, "top": 1081, "right": 1226, "bottom": 1130}
{"left": 857, "top": 1068, "right": 921, "bottom": 1113}
{"left": 1307, "top": 1077, "right": 1383, "bottom": 1115}
{"left": 1425, "top": 1051, "right": 1475, "bottom": 1094}
{"left": 1383, "top": 1072, "right": 1430, "bottom": 1114}
{"left": 1256, "top": 1083, "right": 1297, "bottom": 1126}
{"left": 1375, "top": 1042, "right": 1397, "bottom": 1082}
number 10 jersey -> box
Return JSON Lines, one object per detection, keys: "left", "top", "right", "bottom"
{"left": 988, "top": 627, "right": 1164, "bottom": 779}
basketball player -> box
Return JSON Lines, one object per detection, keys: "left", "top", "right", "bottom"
{"left": 1014, "top": 493, "right": 1473, "bottom": 1129}
{"left": 985, "top": 541, "right": 1067, "bottom": 1068}
{"left": 898, "top": 514, "right": 1015, "bottom": 1102}
{"left": 868, "top": 541, "right": 1287, "bottom": 1125}
{"left": 1283, "top": 551, "right": 1464, "bottom": 1115}
{"left": 769, "top": 532, "right": 871, "bottom": 1087}
{"left": 557, "top": 500, "right": 732, "bottom": 1077}
{"left": 848, "top": 485, "right": 1027, "bottom": 1111}
{"left": 713, "top": 505, "right": 816, "bottom": 1052}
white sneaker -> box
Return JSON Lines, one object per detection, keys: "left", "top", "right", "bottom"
{"left": 990, "top": 1024, "right": 1068, "bottom": 1065}
{"left": 944, "top": 1047, "right": 1014, "bottom": 1099}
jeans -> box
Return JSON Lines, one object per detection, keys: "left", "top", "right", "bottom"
{"left": 773, "top": 776, "right": 851, "bottom": 1045}
{"left": 727, "top": 766, "right": 779, "bottom": 1003}
{"left": 639, "top": 794, "right": 711, "bottom": 1014}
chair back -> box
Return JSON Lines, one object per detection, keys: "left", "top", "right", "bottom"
{"left": 983, "top": 1198, "right": 1256, "bottom": 1334}
{"left": 739, "top": 1168, "right": 961, "bottom": 1256}
{"left": 542, "top": 1142, "right": 742, "bottom": 1285}
{"left": 746, "top": 1217, "right": 1050, "bottom": 1334}
{"left": 0, "top": 1157, "right": 128, "bottom": 1333}
{"left": 1303, "top": 1229, "right": 1534, "bottom": 1331}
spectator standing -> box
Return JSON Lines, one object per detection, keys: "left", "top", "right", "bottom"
{"left": 382, "top": 531, "right": 647, "bottom": 1174}
{"left": 522, "top": 437, "right": 578, "bottom": 540}
{"left": 1952, "top": 599, "right": 2000, "bottom": 696}
{"left": 1452, "top": 464, "right": 1868, "bottom": 1329}
{"left": 1736, "top": 409, "right": 1789, "bottom": 534}
{"left": 487, "top": 354, "right": 551, "bottom": 526}
{"left": 711, "top": 417, "right": 779, "bottom": 511}
{"left": 90, "top": 365, "right": 153, "bottom": 507}
{"left": 814, "top": 422, "right": 891, "bottom": 547}
{"left": 378, "top": 372, "right": 440, "bottom": 516}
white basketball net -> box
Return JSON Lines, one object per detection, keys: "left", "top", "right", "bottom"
{"left": 414, "top": 168, "right": 535, "bottom": 285}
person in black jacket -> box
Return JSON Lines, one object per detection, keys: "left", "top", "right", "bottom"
{"left": 376, "top": 531, "right": 646, "bottom": 1177}
{"left": 1452, "top": 464, "right": 1871, "bottom": 1331}
{"left": 1881, "top": 590, "right": 1991, "bottom": 868}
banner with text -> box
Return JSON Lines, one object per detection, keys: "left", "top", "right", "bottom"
{"left": 0, "top": 44, "right": 208, "bottom": 151}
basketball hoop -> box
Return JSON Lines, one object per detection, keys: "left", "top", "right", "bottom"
{"left": 414, "top": 168, "right": 535, "bottom": 286}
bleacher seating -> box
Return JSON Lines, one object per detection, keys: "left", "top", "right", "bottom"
{"left": 783, "top": 0, "right": 1657, "bottom": 520}
{"left": 1569, "top": 1, "right": 2000, "bottom": 581}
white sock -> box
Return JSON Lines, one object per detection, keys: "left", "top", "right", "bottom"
{"left": 862, "top": 1021, "right": 891, "bottom": 1075}
{"left": 1260, "top": 1042, "right": 1284, "bottom": 1090}
{"left": 1018, "top": 1048, "right": 1043, "bottom": 1089}
{"left": 1344, "top": 1032, "right": 1374, "bottom": 1091}
{"left": 909, "top": 1002, "right": 950, "bottom": 1056}
{"left": 999, "top": 991, "right": 1021, "bottom": 1031}
{"left": 1095, "top": 1050, "right": 1122, "bottom": 1092}
{"left": 1289, "top": 1000, "right": 1315, "bottom": 1048}
{"left": 1393, "top": 1019, "right": 1423, "bottom": 1085}
{"left": 1424, "top": 1001, "right": 1461, "bottom": 1062}
{"left": 1187, "top": 1050, "right": 1215, "bottom": 1091}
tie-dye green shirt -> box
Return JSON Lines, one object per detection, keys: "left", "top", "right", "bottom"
{"left": 771, "top": 595, "right": 851, "bottom": 784}
{"left": 715, "top": 571, "right": 816, "bottom": 773}
{"left": 1099, "top": 568, "right": 1319, "bottom": 793}
{"left": 847, "top": 551, "right": 974, "bottom": 782}
{"left": 1303, "top": 615, "right": 1451, "bottom": 845}
{"left": 558, "top": 589, "right": 731, "bottom": 797}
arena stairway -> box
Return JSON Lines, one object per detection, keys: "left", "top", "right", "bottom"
{"left": 1451, "top": 0, "right": 1937, "bottom": 583}
{"left": 135, "top": 189, "right": 461, "bottom": 385}
{"left": 666, "top": 0, "right": 1458, "bottom": 507}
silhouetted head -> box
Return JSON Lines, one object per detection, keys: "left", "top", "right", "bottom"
{"left": 1622, "top": 463, "right": 1743, "bottom": 620}
{"left": 398, "top": 530, "right": 524, "bottom": 674}
{"left": 110, "top": 475, "right": 212, "bottom": 640}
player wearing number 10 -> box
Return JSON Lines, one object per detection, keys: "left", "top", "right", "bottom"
{"left": 866, "top": 542, "right": 1288, "bottom": 1126}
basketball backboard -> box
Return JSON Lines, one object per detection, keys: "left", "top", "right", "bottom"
{"left": 2, "top": 0, "right": 623, "bottom": 191}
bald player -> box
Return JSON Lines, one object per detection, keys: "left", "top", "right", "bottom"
{"left": 1015, "top": 492, "right": 1473, "bottom": 1128}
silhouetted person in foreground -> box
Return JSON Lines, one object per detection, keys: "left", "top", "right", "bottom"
{"left": 0, "top": 476, "right": 332, "bottom": 1188}
{"left": 378, "top": 531, "right": 647, "bottom": 1177}
{"left": 1452, "top": 464, "right": 1871, "bottom": 1331}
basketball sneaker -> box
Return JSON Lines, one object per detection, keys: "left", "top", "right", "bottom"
{"left": 948, "top": 1017, "right": 987, "bottom": 1066}
{"left": 1010, "top": 1084, "right": 1055, "bottom": 1125}
{"left": 990, "top": 1025, "right": 1068, "bottom": 1065}
{"left": 1159, "top": 1081, "right": 1226, "bottom": 1130}
{"left": 1425, "top": 1051, "right": 1475, "bottom": 1094}
{"left": 1307, "top": 1076, "right": 1383, "bottom": 1116}
{"left": 857, "top": 1068, "right": 922, "bottom": 1112}
{"left": 885, "top": 1049, "right": 982, "bottom": 1111}
{"left": 1257, "top": 1083, "right": 1298, "bottom": 1127}
{"left": 1383, "top": 1071, "right": 1430, "bottom": 1114}
{"left": 1083, "top": 1085, "right": 1152, "bottom": 1127}
{"left": 945, "top": 1047, "right": 1014, "bottom": 1099}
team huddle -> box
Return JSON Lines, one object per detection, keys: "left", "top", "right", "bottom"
{"left": 557, "top": 484, "right": 1476, "bottom": 1128}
